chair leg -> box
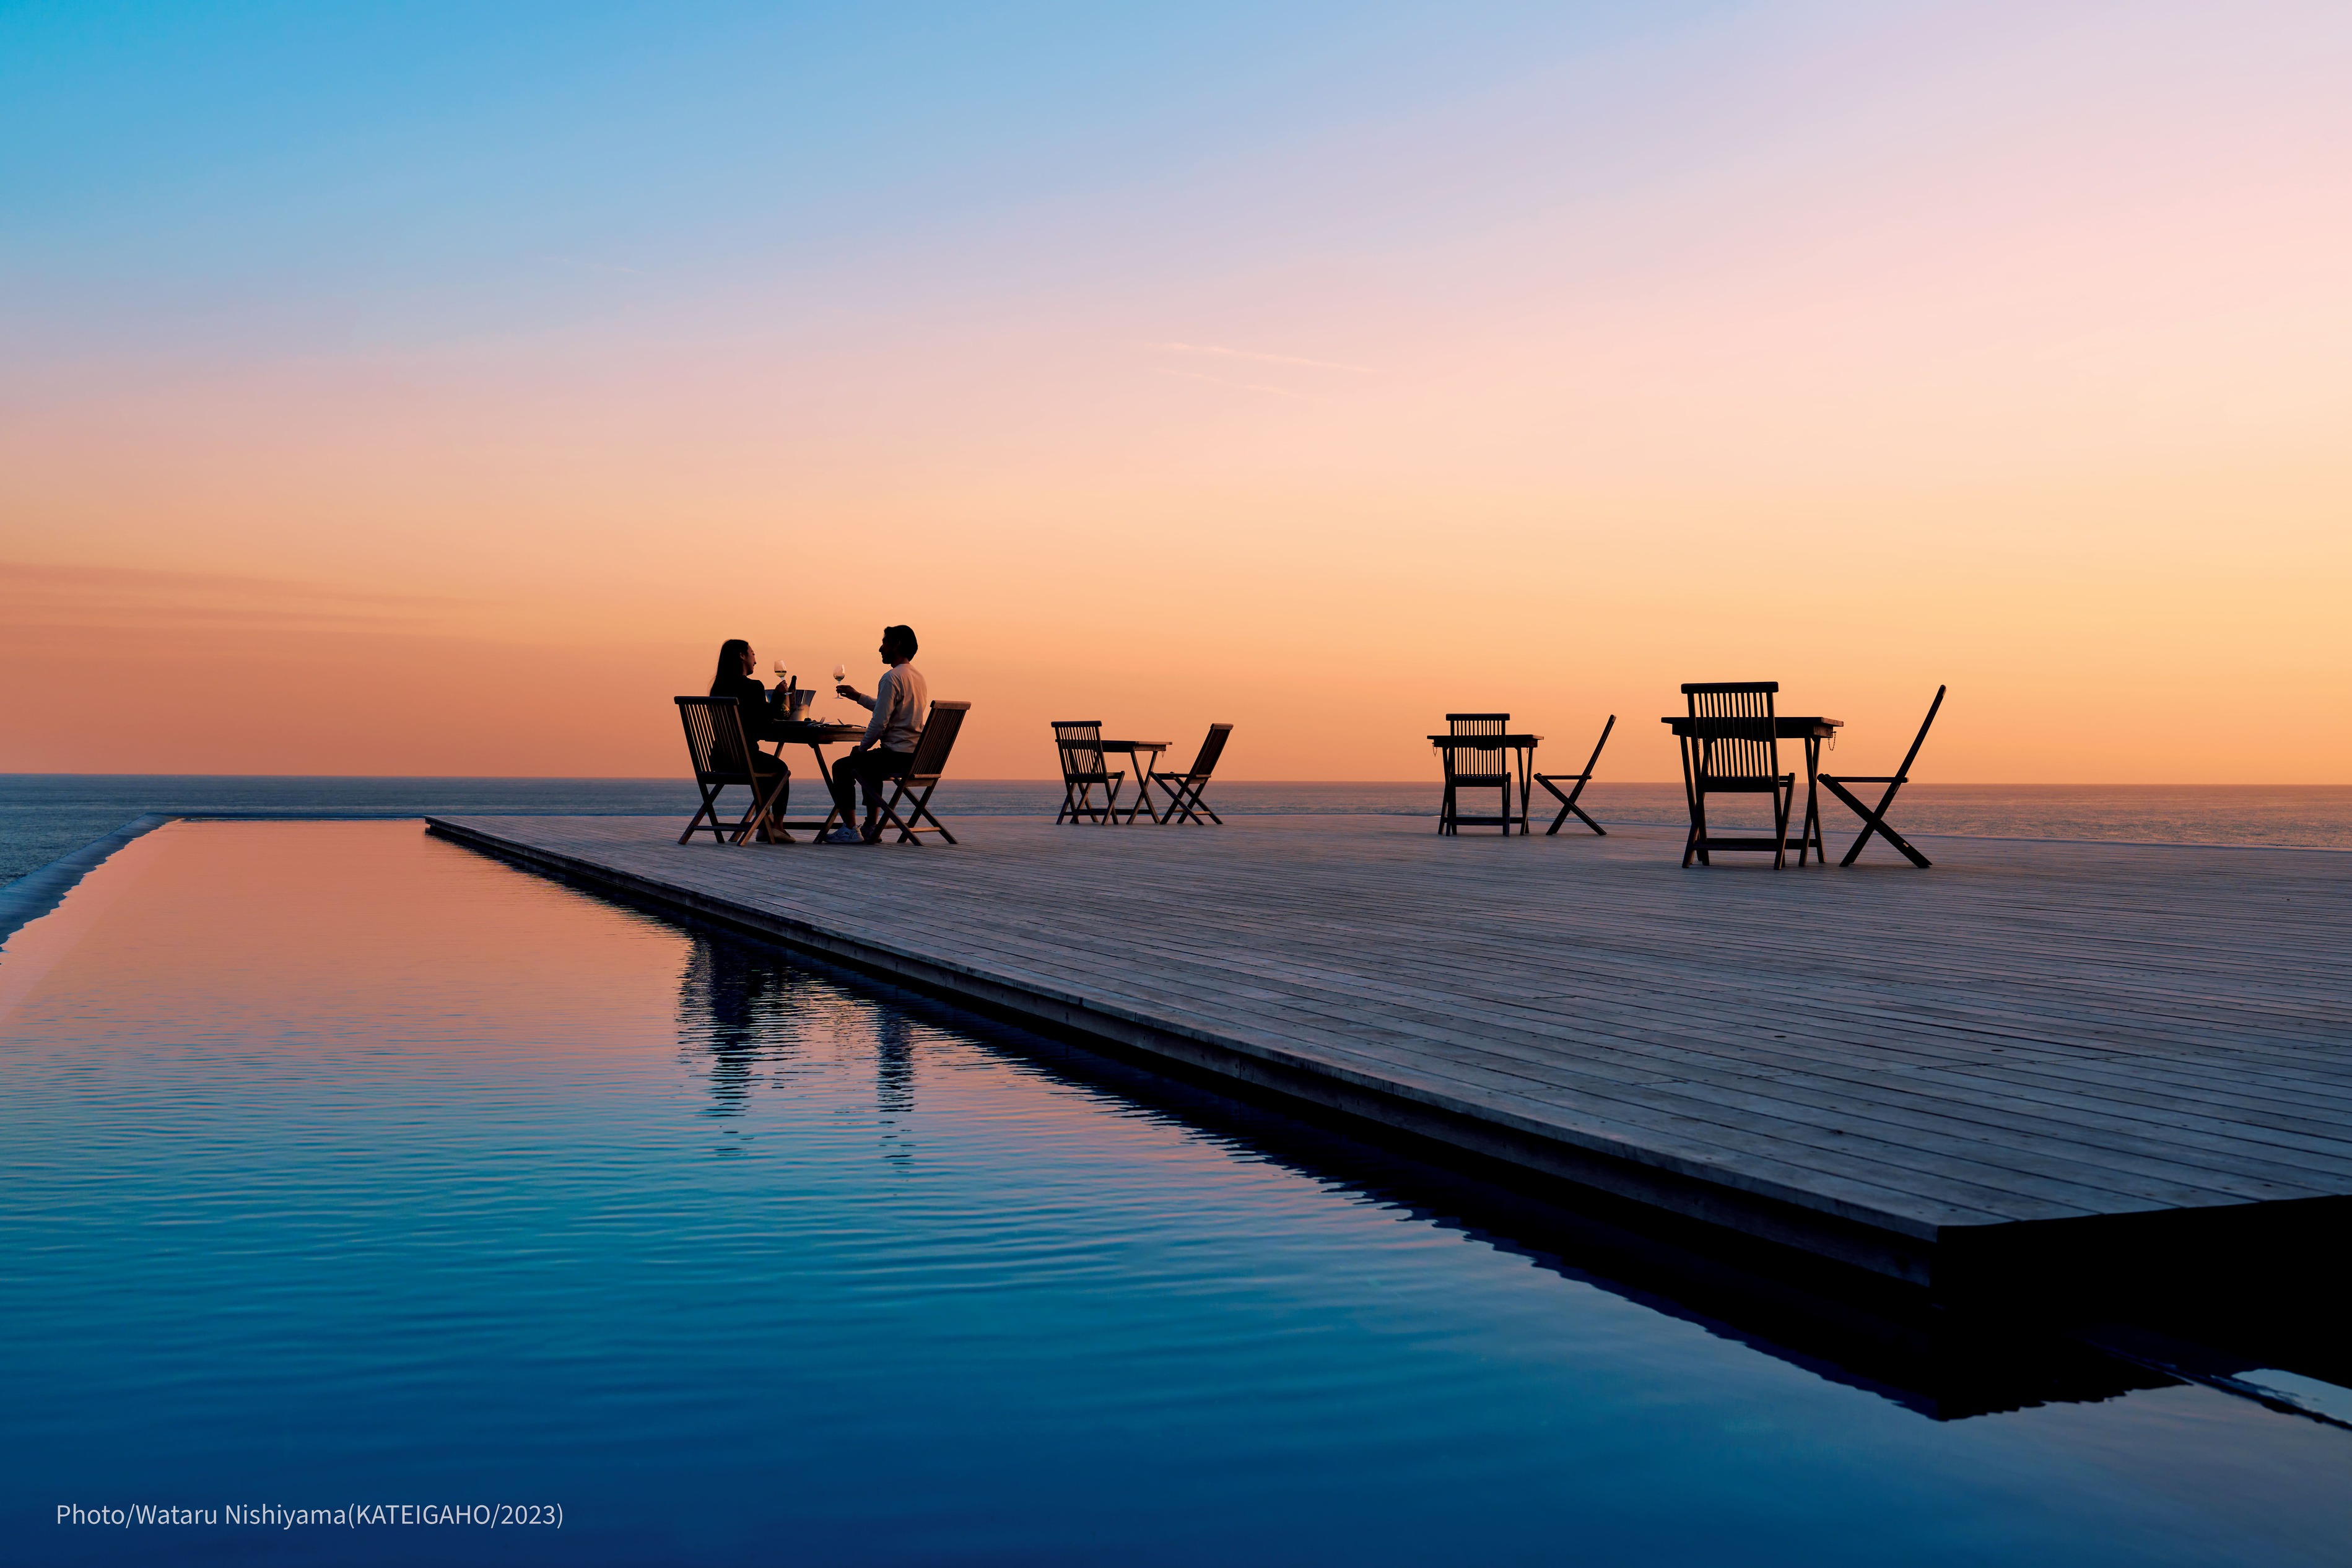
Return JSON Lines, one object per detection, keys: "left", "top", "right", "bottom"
{"left": 1157, "top": 775, "right": 1198, "bottom": 825}
{"left": 681, "top": 780, "right": 726, "bottom": 844}
{"left": 729, "top": 770, "right": 789, "bottom": 845}
{"left": 1562, "top": 773, "right": 1603, "bottom": 835}
{"left": 878, "top": 776, "right": 947, "bottom": 843}
{"left": 1875, "top": 821, "right": 1932, "bottom": 869}
{"left": 1677, "top": 741, "right": 1701, "bottom": 866}
{"left": 1539, "top": 774, "right": 1605, "bottom": 837}
{"left": 905, "top": 778, "right": 956, "bottom": 845}
{"left": 751, "top": 773, "right": 791, "bottom": 843}
{"left": 1827, "top": 778, "right": 1932, "bottom": 868}
{"left": 876, "top": 778, "right": 912, "bottom": 842}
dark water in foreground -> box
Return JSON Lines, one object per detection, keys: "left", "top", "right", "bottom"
{"left": 2, "top": 820, "right": 2346, "bottom": 1564}
{"left": 4, "top": 775, "right": 2348, "bottom": 887}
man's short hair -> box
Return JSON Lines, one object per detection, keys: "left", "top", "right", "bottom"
{"left": 883, "top": 624, "right": 918, "bottom": 660}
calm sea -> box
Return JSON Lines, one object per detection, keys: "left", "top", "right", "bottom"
{"left": 4, "top": 775, "right": 2347, "bottom": 887}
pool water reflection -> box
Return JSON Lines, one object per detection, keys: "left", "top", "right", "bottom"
{"left": 1, "top": 821, "right": 2346, "bottom": 1566}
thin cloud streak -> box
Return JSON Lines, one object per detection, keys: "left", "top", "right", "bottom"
{"left": 1149, "top": 366, "right": 1320, "bottom": 401}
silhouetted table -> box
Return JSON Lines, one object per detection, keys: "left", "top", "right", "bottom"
{"left": 761, "top": 720, "right": 868, "bottom": 841}
{"left": 1099, "top": 740, "right": 1170, "bottom": 823}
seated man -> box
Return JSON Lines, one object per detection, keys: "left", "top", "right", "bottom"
{"left": 827, "top": 624, "right": 926, "bottom": 843}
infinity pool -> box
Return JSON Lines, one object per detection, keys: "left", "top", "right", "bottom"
{"left": 2, "top": 821, "right": 2345, "bottom": 1564}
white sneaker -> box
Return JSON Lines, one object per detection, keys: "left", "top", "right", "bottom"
{"left": 823, "top": 827, "right": 865, "bottom": 845}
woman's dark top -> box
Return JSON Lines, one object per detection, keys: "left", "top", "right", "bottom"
{"left": 709, "top": 669, "right": 788, "bottom": 752}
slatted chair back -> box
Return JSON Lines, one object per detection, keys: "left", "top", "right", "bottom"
{"left": 1152, "top": 723, "right": 1234, "bottom": 825}
{"left": 876, "top": 701, "right": 972, "bottom": 845}
{"left": 674, "top": 696, "right": 785, "bottom": 845}
{"left": 1052, "top": 720, "right": 1122, "bottom": 825}
{"left": 1177, "top": 723, "right": 1232, "bottom": 781}
{"left": 1442, "top": 713, "right": 1511, "bottom": 782}
{"left": 1053, "top": 721, "right": 1112, "bottom": 782}
{"left": 679, "top": 695, "right": 757, "bottom": 780}
{"left": 908, "top": 700, "right": 969, "bottom": 778}
{"left": 1682, "top": 682, "right": 1780, "bottom": 785}
{"left": 1888, "top": 685, "right": 1946, "bottom": 783}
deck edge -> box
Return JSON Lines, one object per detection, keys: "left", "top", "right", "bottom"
{"left": 426, "top": 814, "right": 1959, "bottom": 1284}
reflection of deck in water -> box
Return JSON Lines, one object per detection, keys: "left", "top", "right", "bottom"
{"left": 431, "top": 814, "right": 2352, "bottom": 1299}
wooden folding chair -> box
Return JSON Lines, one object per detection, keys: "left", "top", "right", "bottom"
{"left": 1438, "top": 713, "right": 1518, "bottom": 834}
{"left": 1676, "top": 682, "right": 1797, "bottom": 868}
{"left": 1149, "top": 724, "right": 1233, "bottom": 825}
{"left": 1819, "top": 686, "right": 1945, "bottom": 868}
{"left": 874, "top": 702, "right": 971, "bottom": 844}
{"left": 675, "top": 696, "right": 788, "bottom": 845}
{"left": 1052, "top": 721, "right": 1123, "bottom": 824}
{"left": 1533, "top": 715, "right": 1615, "bottom": 836}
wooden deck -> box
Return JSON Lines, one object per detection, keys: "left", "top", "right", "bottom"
{"left": 426, "top": 814, "right": 2352, "bottom": 1290}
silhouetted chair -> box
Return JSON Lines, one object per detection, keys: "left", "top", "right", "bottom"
{"left": 1149, "top": 724, "right": 1234, "bottom": 825}
{"left": 1820, "top": 686, "right": 1945, "bottom": 868}
{"left": 1438, "top": 713, "right": 1518, "bottom": 835}
{"left": 1052, "top": 721, "right": 1123, "bottom": 824}
{"left": 676, "top": 696, "right": 788, "bottom": 845}
{"left": 1676, "top": 682, "right": 1796, "bottom": 868}
{"left": 1533, "top": 715, "right": 1615, "bottom": 836}
{"left": 874, "top": 702, "right": 972, "bottom": 845}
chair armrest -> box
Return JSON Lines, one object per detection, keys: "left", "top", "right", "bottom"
{"left": 1819, "top": 773, "right": 1906, "bottom": 783}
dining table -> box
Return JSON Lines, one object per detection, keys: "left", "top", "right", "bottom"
{"left": 1660, "top": 715, "right": 1841, "bottom": 865}
{"left": 1097, "top": 739, "right": 1171, "bottom": 823}
{"left": 761, "top": 717, "right": 868, "bottom": 841}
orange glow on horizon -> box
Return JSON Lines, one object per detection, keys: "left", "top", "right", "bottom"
{"left": 6, "top": 3, "right": 2348, "bottom": 784}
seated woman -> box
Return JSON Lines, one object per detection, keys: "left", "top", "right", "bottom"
{"left": 708, "top": 638, "right": 790, "bottom": 830}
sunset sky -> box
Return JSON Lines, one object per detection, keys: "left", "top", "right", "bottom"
{"left": 4, "top": 1, "right": 2348, "bottom": 781}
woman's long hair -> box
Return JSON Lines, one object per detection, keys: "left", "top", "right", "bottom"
{"left": 711, "top": 638, "right": 752, "bottom": 695}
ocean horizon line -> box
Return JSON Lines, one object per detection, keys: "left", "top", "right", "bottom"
{"left": 4, "top": 773, "right": 2348, "bottom": 788}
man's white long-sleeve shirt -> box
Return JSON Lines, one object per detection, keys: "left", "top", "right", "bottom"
{"left": 856, "top": 663, "right": 928, "bottom": 752}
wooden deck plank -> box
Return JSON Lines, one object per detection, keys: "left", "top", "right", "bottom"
{"left": 424, "top": 812, "right": 2352, "bottom": 1278}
